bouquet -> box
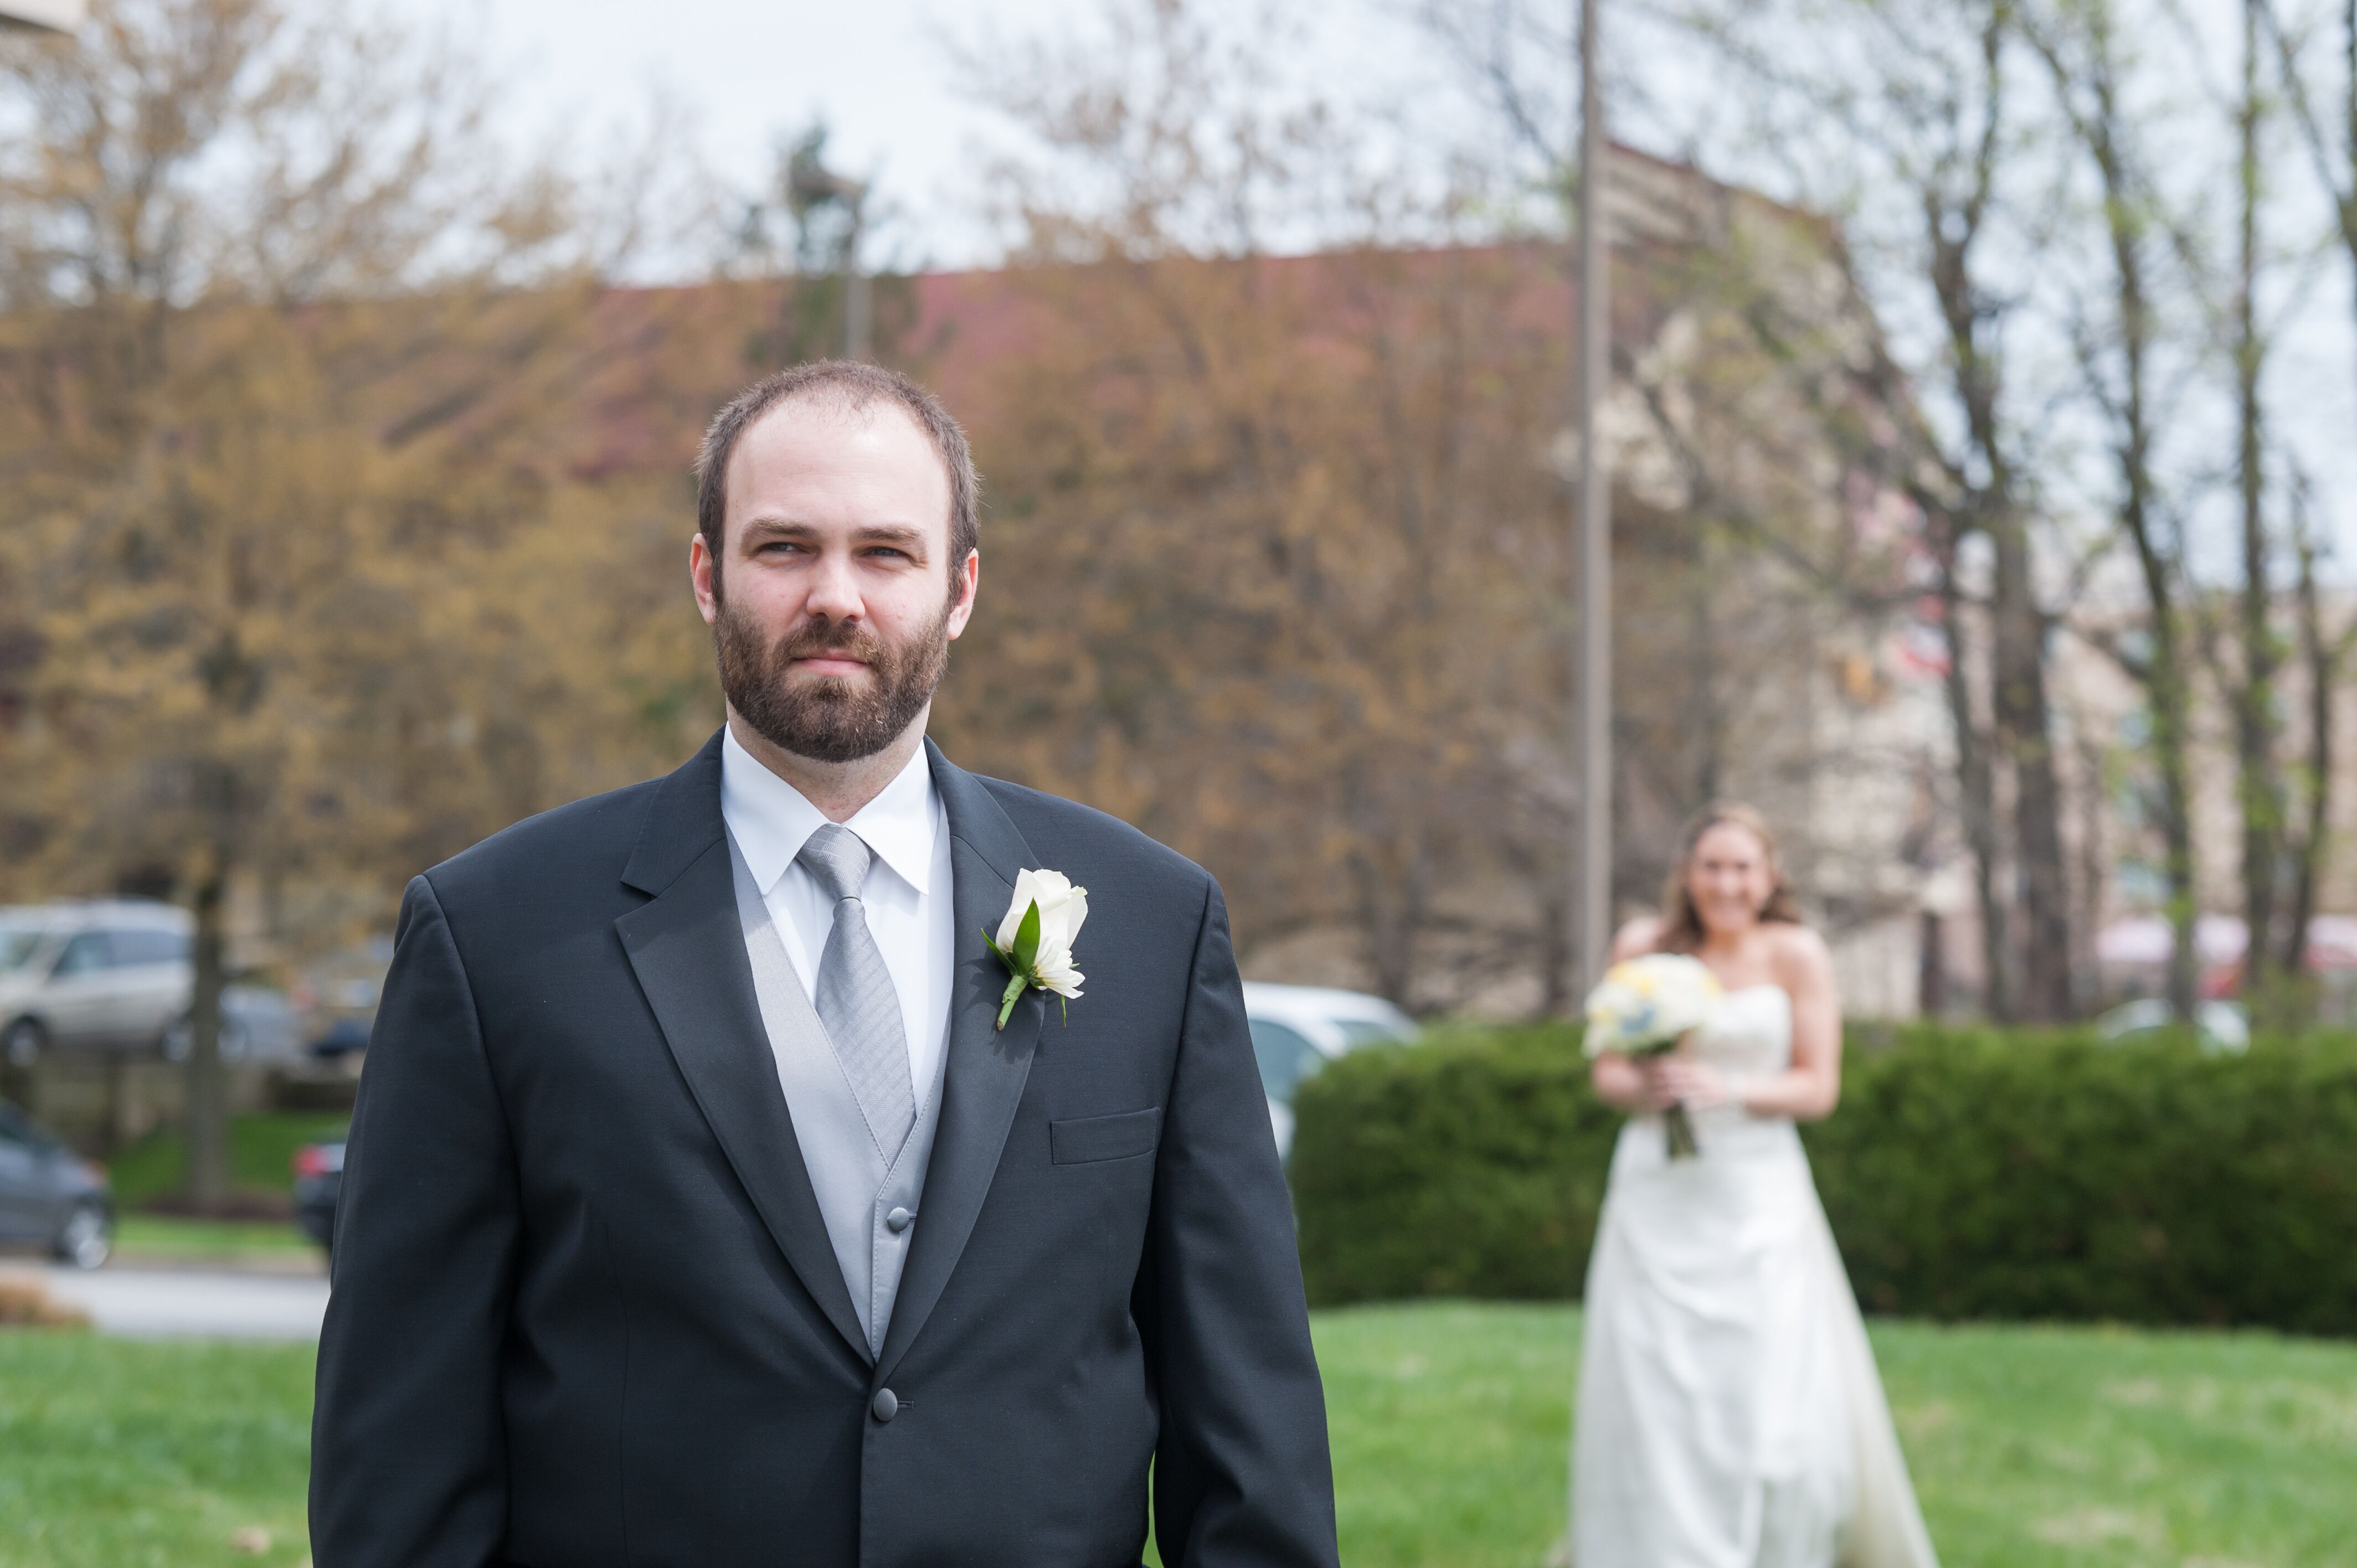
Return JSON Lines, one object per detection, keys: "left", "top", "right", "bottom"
{"left": 1583, "top": 953, "right": 1723, "bottom": 1159}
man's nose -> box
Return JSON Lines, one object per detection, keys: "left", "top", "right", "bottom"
{"left": 803, "top": 551, "right": 866, "bottom": 622}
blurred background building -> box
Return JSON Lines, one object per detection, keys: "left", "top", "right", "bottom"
{"left": 5, "top": 0, "right": 2355, "bottom": 1084}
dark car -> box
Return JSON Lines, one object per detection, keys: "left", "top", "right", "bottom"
{"left": 0, "top": 1099, "right": 112, "bottom": 1267}
{"left": 294, "top": 1134, "right": 345, "bottom": 1252}
{"left": 295, "top": 938, "right": 390, "bottom": 1060}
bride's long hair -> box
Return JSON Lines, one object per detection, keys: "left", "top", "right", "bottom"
{"left": 1655, "top": 802, "right": 1804, "bottom": 954}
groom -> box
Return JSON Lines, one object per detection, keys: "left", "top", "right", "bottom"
{"left": 310, "top": 362, "right": 1339, "bottom": 1567}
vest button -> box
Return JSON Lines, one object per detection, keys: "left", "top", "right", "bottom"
{"left": 885, "top": 1206, "right": 914, "bottom": 1234}
{"left": 871, "top": 1388, "right": 899, "bottom": 1423}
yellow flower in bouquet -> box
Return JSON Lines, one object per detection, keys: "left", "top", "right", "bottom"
{"left": 1583, "top": 953, "right": 1723, "bottom": 1158}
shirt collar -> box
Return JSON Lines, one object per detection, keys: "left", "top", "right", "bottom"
{"left": 719, "top": 726, "right": 939, "bottom": 899}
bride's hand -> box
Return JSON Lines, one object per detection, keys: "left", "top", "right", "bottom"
{"left": 1634, "top": 1056, "right": 1684, "bottom": 1112}
{"left": 1652, "top": 1058, "right": 1731, "bottom": 1110}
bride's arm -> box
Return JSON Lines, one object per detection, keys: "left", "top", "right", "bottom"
{"left": 1733, "top": 928, "right": 1843, "bottom": 1121}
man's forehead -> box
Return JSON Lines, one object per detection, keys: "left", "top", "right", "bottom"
{"left": 737, "top": 392, "right": 934, "bottom": 463}
{"left": 725, "top": 395, "right": 951, "bottom": 519}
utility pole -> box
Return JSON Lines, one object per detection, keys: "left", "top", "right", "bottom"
{"left": 789, "top": 154, "right": 871, "bottom": 361}
{"left": 1573, "top": 0, "right": 1613, "bottom": 994}
{"left": 845, "top": 203, "right": 871, "bottom": 362}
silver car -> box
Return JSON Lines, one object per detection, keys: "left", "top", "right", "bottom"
{"left": 1243, "top": 982, "right": 1418, "bottom": 1159}
{"left": 0, "top": 901, "right": 195, "bottom": 1066}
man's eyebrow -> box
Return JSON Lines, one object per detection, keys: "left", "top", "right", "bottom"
{"left": 737, "top": 515, "right": 816, "bottom": 540}
{"left": 735, "top": 517, "right": 932, "bottom": 553}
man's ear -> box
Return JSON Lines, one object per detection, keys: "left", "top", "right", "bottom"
{"left": 691, "top": 531, "right": 721, "bottom": 627}
{"left": 946, "top": 548, "right": 980, "bottom": 639}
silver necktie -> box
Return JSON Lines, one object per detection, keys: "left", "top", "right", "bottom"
{"left": 797, "top": 823, "right": 916, "bottom": 1160}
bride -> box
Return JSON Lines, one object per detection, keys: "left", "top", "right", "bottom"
{"left": 1572, "top": 804, "right": 1939, "bottom": 1568}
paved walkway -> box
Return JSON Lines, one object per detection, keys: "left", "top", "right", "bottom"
{"left": 28, "top": 1264, "right": 328, "bottom": 1339}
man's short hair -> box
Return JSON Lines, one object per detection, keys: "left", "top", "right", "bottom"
{"left": 693, "top": 360, "right": 980, "bottom": 595}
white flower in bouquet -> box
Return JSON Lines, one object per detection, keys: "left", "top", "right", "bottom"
{"left": 1583, "top": 953, "right": 1723, "bottom": 1158}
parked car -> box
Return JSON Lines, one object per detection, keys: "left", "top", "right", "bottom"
{"left": 1243, "top": 982, "right": 1418, "bottom": 1159}
{"left": 0, "top": 1098, "right": 112, "bottom": 1268}
{"left": 2095, "top": 997, "right": 2250, "bottom": 1054}
{"left": 160, "top": 983, "right": 306, "bottom": 1064}
{"left": 293, "top": 1133, "right": 345, "bottom": 1254}
{"left": 295, "top": 937, "right": 392, "bottom": 1059}
{"left": 0, "top": 901, "right": 194, "bottom": 1065}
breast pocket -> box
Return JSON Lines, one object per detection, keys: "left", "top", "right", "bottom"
{"left": 1049, "top": 1106, "right": 1163, "bottom": 1165}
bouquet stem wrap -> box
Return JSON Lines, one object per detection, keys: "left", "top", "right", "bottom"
{"left": 1663, "top": 1097, "right": 1700, "bottom": 1160}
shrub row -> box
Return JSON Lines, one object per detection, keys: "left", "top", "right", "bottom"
{"left": 1289, "top": 1023, "right": 2357, "bottom": 1334}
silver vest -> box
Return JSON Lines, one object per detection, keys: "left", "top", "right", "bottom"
{"left": 728, "top": 833, "right": 949, "bottom": 1356}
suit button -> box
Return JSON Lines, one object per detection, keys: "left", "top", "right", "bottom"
{"left": 871, "top": 1388, "right": 899, "bottom": 1423}
{"left": 885, "top": 1206, "right": 914, "bottom": 1234}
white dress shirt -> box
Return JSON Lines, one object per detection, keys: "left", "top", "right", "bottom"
{"left": 719, "top": 726, "right": 954, "bottom": 1108}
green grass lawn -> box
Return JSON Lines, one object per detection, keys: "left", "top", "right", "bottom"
{"left": 0, "top": 1334, "right": 315, "bottom": 1568}
{"left": 111, "top": 1215, "right": 316, "bottom": 1262}
{"left": 1310, "top": 1306, "right": 2357, "bottom": 1568}
{"left": 106, "top": 1113, "right": 347, "bottom": 1213}
{"left": 4, "top": 1303, "right": 2356, "bottom": 1567}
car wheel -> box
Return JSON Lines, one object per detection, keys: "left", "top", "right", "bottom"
{"left": 3, "top": 1017, "right": 43, "bottom": 1069}
{"left": 53, "top": 1201, "right": 111, "bottom": 1270}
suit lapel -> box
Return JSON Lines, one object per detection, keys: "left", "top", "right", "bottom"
{"left": 876, "top": 741, "right": 1046, "bottom": 1379}
{"left": 615, "top": 732, "right": 872, "bottom": 1366}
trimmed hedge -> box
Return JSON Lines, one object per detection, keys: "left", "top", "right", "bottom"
{"left": 1290, "top": 1023, "right": 2357, "bottom": 1334}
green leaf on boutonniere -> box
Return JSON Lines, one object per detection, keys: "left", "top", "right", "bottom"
{"left": 981, "top": 900, "right": 1044, "bottom": 1029}
{"left": 1011, "top": 899, "right": 1041, "bottom": 973}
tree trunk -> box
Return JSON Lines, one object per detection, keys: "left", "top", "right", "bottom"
{"left": 2150, "top": 654, "right": 2201, "bottom": 1022}
{"left": 184, "top": 870, "right": 231, "bottom": 1213}
{"left": 2075, "top": 732, "right": 2109, "bottom": 995}
{"left": 2234, "top": 0, "right": 2288, "bottom": 1015}
{"left": 2120, "top": 420, "right": 2199, "bottom": 1023}
{"left": 1687, "top": 521, "right": 1724, "bottom": 808}
{"left": 101, "top": 1055, "right": 129, "bottom": 1159}
{"left": 1918, "top": 909, "right": 1949, "bottom": 1019}
{"left": 1989, "top": 512, "right": 2075, "bottom": 1019}
{"left": 2048, "top": 24, "right": 2201, "bottom": 1022}
{"left": 2281, "top": 503, "right": 2336, "bottom": 1008}
{"left": 1914, "top": 11, "right": 2040, "bottom": 1023}
{"left": 1934, "top": 514, "right": 2014, "bottom": 1020}
{"left": 1537, "top": 842, "right": 1572, "bottom": 1019}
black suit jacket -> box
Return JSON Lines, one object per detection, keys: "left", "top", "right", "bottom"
{"left": 310, "top": 733, "right": 1339, "bottom": 1568}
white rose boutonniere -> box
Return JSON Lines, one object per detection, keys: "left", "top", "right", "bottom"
{"left": 982, "top": 869, "right": 1089, "bottom": 1029}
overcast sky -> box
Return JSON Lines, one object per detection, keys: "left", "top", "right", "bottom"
{"left": 411, "top": 0, "right": 1087, "bottom": 266}
{"left": 420, "top": 0, "right": 1432, "bottom": 271}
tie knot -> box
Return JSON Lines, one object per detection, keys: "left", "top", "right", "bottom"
{"left": 797, "top": 822, "right": 873, "bottom": 902}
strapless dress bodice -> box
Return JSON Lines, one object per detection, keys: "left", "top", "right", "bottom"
{"left": 1688, "top": 983, "right": 1795, "bottom": 1079}
{"left": 1613, "top": 982, "right": 1801, "bottom": 1175}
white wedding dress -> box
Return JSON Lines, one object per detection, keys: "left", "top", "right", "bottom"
{"left": 1570, "top": 986, "right": 1939, "bottom": 1568}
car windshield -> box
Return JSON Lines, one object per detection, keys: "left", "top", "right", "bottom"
{"left": 1335, "top": 1018, "right": 1411, "bottom": 1048}
{"left": 0, "top": 929, "right": 47, "bottom": 973}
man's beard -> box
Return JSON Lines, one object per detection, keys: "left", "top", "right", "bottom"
{"left": 714, "top": 591, "right": 954, "bottom": 764}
